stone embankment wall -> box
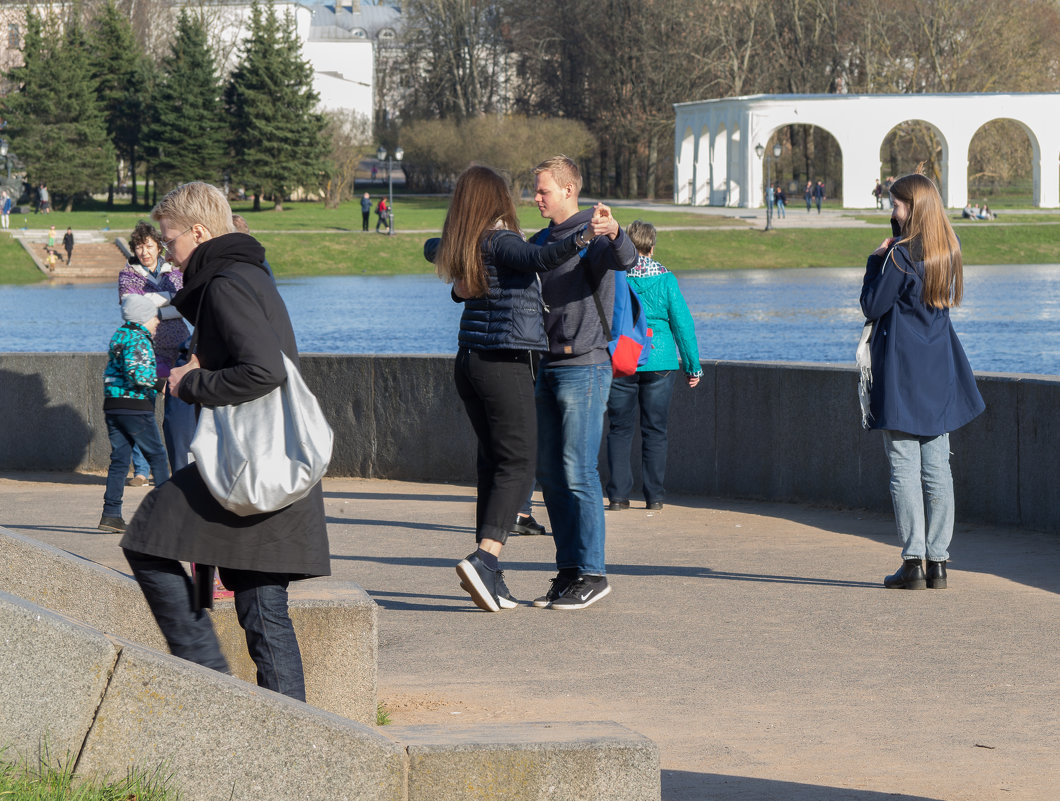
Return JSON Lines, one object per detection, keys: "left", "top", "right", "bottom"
{"left": 1, "top": 353, "right": 1056, "bottom": 532}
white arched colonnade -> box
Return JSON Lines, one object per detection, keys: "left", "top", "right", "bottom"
{"left": 673, "top": 93, "right": 1060, "bottom": 209}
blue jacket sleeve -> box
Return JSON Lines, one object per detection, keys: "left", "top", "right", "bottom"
{"left": 487, "top": 228, "right": 585, "bottom": 273}
{"left": 861, "top": 246, "right": 913, "bottom": 320}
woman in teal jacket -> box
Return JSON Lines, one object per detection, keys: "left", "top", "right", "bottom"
{"left": 605, "top": 221, "right": 702, "bottom": 510}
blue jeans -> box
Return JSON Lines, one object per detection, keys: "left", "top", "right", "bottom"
{"left": 536, "top": 362, "right": 611, "bottom": 575}
{"left": 881, "top": 431, "right": 954, "bottom": 562}
{"left": 105, "top": 413, "right": 170, "bottom": 518}
{"left": 163, "top": 387, "right": 197, "bottom": 472}
{"left": 124, "top": 550, "right": 306, "bottom": 701}
{"left": 131, "top": 444, "right": 150, "bottom": 479}
{"left": 606, "top": 370, "right": 675, "bottom": 505}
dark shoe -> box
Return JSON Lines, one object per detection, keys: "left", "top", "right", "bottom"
{"left": 98, "top": 515, "right": 126, "bottom": 533}
{"left": 646, "top": 502, "right": 663, "bottom": 510}
{"left": 510, "top": 514, "right": 547, "bottom": 537}
{"left": 532, "top": 570, "right": 578, "bottom": 608}
{"left": 607, "top": 500, "right": 630, "bottom": 511}
{"left": 551, "top": 574, "right": 611, "bottom": 610}
{"left": 926, "top": 560, "right": 948, "bottom": 589}
{"left": 884, "top": 559, "right": 926, "bottom": 590}
{"left": 456, "top": 553, "right": 517, "bottom": 612}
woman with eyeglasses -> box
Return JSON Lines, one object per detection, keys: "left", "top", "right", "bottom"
{"left": 117, "top": 221, "right": 192, "bottom": 478}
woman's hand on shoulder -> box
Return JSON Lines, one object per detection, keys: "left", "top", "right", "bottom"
{"left": 872, "top": 236, "right": 896, "bottom": 257}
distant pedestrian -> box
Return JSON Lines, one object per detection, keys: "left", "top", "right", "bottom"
{"left": 375, "top": 196, "right": 389, "bottom": 233}
{"left": 775, "top": 185, "right": 786, "bottom": 218}
{"left": 47, "top": 224, "right": 56, "bottom": 248}
{"left": 860, "top": 172, "right": 984, "bottom": 591}
{"left": 1, "top": 190, "right": 11, "bottom": 230}
{"left": 873, "top": 179, "right": 884, "bottom": 209}
{"left": 361, "top": 192, "right": 371, "bottom": 231}
{"left": 814, "top": 181, "right": 825, "bottom": 213}
{"left": 804, "top": 181, "right": 813, "bottom": 212}
{"left": 38, "top": 184, "right": 50, "bottom": 214}
{"left": 63, "top": 227, "right": 74, "bottom": 264}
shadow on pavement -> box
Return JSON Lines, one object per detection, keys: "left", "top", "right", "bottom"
{"left": 662, "top": 770, "right": 944, "bottom": 801}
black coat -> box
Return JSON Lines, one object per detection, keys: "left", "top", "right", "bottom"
{"left": 120, "top": 234, "right": 330, "bottom": 578}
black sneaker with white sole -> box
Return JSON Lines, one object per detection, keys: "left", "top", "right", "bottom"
{"left": 456, "top": 553, "right": 518, "bottom": 612}
{"left": 550, "top": 574, "right": 611, "bottom": 610}
{"left": 532, "top": 570, "right": 579, "bottom": 608}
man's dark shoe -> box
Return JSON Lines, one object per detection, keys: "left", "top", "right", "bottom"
{"left": 510, "top": 514, "right": 547, "bottom": 537}
{"left": 926, "top": 560, "right": 948, "bottom": 589}
{"left": 532, "top": 570, "right": 578, "bottom": 608}
{"left": 607, "top": 500, "right": 629, "bottom": 511}
{"left": 550, "top": 574, "right": 611, "bottom": 610}
{"left": 884, "top": 559, "right": 927, "bottom": 590}
{"left": 456, "top": 553, "right": 517, "bottom": 612}
{"left": 98, "top": 515, "right": 126, "bottom": 533}
{"left": 646, "top": 501, "right": 663, "bottom": 510}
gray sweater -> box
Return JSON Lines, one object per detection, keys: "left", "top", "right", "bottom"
{"left": 535, "top": 208, "right": 637, "bottom": 366}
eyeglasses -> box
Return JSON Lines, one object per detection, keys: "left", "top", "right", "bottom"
{"left": 161, "top": 227, "right": 192, "bottom": 253}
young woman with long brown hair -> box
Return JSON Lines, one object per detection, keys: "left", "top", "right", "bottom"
{"left": 427, "top": 164, "right": 608, "bottom": 612}
{"left": 861, "top": 172, "right": 985, "bottom": 590}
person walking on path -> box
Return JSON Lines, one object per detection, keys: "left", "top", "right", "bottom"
{"left": 98, "top": 294, "right": 172, "bottom": 533}
{"left": 814, "top": 180, "right": 825, "bottom": 213}
{"left": 804, "top": 181, "right": 813, "bottom": 212}
{"left": 606, "top": 221, "right": 701, "bottom": 512}
{"left": 121, "top": 181, "right": 330, "bottom": 701}
{"left": 860, "top": 171, "right": 984, "bottom": 591}
{"left": 360, "top": 192, "right": 371, "bottom": 231}
{"left": 775, "top": 185, "right": 786, "bottom": 218}
{"left": 427, "top": 164, "right": 607, "bottom": 612}
{"left": 1, "top": 190, "right": 11, "bottom": 230}
{"left": 375, "top": 196, "right": 389, "bottom": 233}
{"left": 62, "top": 227, "right": 74, "bottom": 264}
{"left": 529, "top": 155, "right": 637, "bottom": 611}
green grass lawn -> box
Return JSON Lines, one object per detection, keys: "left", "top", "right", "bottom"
{"left": 3, "top": 196, "right": 1058, "bottom": 282}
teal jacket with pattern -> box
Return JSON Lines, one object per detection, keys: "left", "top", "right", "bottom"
{"left": 103, "top": 322, "right": 163, "bottom": 412}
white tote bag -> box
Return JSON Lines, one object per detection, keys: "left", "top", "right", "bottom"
{"left": 190, "top": 352, "right": 333, "bottom": 516}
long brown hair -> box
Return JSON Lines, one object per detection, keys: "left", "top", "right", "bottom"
{"left": 436, "top": 165, "right": 520, "bottom": 298}
{"left": 889, "top": 172, "right": 963, "bottom": 309}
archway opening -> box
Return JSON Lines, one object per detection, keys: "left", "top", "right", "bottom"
{"left": 770, "top": 125, "right": 843, "bottom": 205}
{"left": 968, "top": 119, "right": 1034, "bottom": 208}
{"left": 879, "top": 120, "right": 945, "bottom": 188}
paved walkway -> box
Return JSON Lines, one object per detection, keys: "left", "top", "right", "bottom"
{"left": 2, "top": 472, "right": 1057, "bottom": 801}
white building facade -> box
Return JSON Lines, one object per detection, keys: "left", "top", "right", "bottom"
{"left": 674, "top": 93, "right": 1060, "bottom": 209}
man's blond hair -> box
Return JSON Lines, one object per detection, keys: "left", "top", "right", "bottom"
{"left": 151, "top": 182, "right": 234, "bottom": 238}
{"left": 532, "top": 155, "right": 582, "bottom": 195}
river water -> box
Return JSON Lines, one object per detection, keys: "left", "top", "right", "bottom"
{"left": 1, "top": 264, "right": 1058, "bottom": 375}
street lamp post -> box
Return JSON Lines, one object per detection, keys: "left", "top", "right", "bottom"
{"left": 0, "top": 140, "right": 8, "bottom": 180}
{"left": 756, "top": 141, "right": 783, "bottom": 231}
{"left": 376, "top": 145, "right": 404, "bottom": 236}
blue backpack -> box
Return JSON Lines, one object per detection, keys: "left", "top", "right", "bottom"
{"left": 533, "top": 227, "right": 652, "bottom": 376}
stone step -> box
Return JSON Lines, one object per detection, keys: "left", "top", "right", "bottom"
{"left": 0, "top": 525, "right": 661, "bottom": 800}
{"left": 32, "top": 241, "right": 127, "bottom": 280}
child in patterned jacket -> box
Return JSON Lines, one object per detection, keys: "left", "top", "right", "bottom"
{"left": 98, "top": 295, "right": 172, "bottom": 533}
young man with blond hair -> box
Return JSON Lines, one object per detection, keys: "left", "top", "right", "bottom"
{"left": 530, "top": 155, "right": 637, "bottom": 610}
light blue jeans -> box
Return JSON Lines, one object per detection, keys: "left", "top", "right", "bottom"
{"left": 881, "top": 431, "right": 954, "bottom": 562}
{"left": 536, "top": 362, "right": 612, "bottom": 575}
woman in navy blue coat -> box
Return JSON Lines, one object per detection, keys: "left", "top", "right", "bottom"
{"left": 860, "top": 172, "right": 984, "bottom": 590}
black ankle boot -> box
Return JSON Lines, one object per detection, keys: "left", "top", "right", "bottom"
{"left": 884, "top": 559, "right": 927, "bottom": 590}
{"left": 926, "top": 560, "right": 948, "bottom": 589}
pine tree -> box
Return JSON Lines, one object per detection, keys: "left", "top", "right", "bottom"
{"left": 226, "top": 0, "right": 328, "bottom": 211}
{"left": 1, "top": 12, "right": 115, "bottom": 211}
{"left": 145, "top": 10, "right": 226, "bottom": 195}
{"left": 88, "top": 0, "right": 150, "bottom": 207}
